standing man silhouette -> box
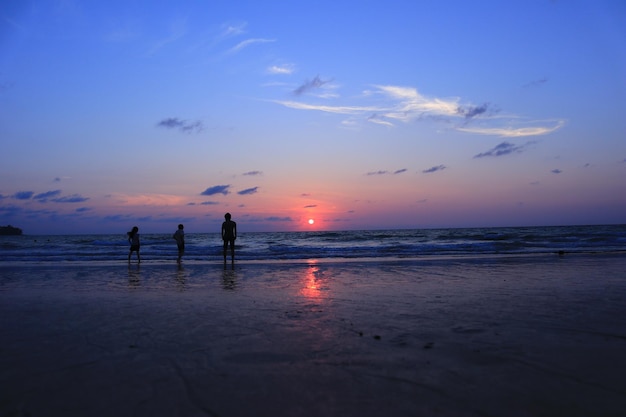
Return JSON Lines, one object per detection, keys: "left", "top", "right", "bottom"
{"left": 222, "top": 213, "right": 237, "bottom": 265}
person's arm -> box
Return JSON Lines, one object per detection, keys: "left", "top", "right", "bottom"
{"left": 233, "top": 223, "right": 237, "bottom": 239}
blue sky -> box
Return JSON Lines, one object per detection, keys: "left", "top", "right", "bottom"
{"left": 1, "top": 0, "right": 625, "bottom": 234}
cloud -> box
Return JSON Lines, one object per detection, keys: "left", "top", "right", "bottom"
{"left": 34, "top": 190, "right": 62, "bottom": 201}
{"left": 293, "top": 75, "right": 331, "bottom": 96}
{"left": 265, "top": 216, "right": 292, "bottom": 222}
{"left": 219, "top": 22, "right": 247, "bottom": 40}
{"left": 157, "top": 118, "right": 203, "bottom": 134}
{"left": 275, "top": 83, "right": 564, "bottom": 137}
{"left": 393, "top": 169, "right": 407, "bottom": 175}
{"left": 304, "top": 204, "right": 317, "bottom": 208}
{"left": 422, "top": 165, "right": 446, "bottom": 174}
{"left": 366, "top": 170, "right": 388, "bottom": 176}
{"left": 228, "top": 38, "right": 275, "bottom": 54}
{"left": 551, "top": 169, "right": 563, "bottom": 174}
{"left": 367, "top": 114, "right": 395, "bottom": 127}
{"left": 275, "top": 100, "right": 378, "bottom": 115}
{"left": 243, "top": 171, "right": 263, "bottom": 176}
{"left": 238, "top": 187, "right": 259, "bottom": 195}
{"left": 201, "top": 185, "right": 230, "bottom": 196}
{"left": 75, "top": 207, "right": 92, "bottom": 213}
{"left": 200, "top": 201, "right": 220, "bottom": 205}
{"left": 52, "top": 194, "right": 89, "bottom": 203}
{"left": 267, "top": 64, "right": 294, "bottom": 75}
{"left": 473, "top": 142, "right": 532, "bottom": 158}
{"left": 457, "top": 103, "right": 491, "bottom": 119}
{"left": 457, "top": 120, "right": 564, "bottom": 137}
{"left": 12, "top": 191, "right": 34, "bottom": 200}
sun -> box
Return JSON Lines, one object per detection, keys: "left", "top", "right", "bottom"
{"left": 308, "top": 218, "right": 315, "bottom": 225}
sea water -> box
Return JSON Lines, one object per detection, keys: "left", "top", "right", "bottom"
{"left": 0, "top": 224, "right": 624, "bottom": 263}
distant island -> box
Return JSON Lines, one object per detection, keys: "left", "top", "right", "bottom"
{"left": 0, "top": 225, "right": 23, "bottom": 236}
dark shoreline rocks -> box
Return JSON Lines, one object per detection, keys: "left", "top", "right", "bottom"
{"left": 0, "top": 225, "right": 23, "bottom": 236}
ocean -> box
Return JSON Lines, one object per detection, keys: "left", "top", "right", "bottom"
{"left": 1, "top": 224, "right": 624, "bottom": 263}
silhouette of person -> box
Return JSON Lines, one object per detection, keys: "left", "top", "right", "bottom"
{"left": 173, "top": 224, "right": 185, "bottom": 264}
{"left": 221, "top": 213, "right": 237, "bottom": 264}
{"left": 127, "top": 226, "right": 140, "bottom": 263}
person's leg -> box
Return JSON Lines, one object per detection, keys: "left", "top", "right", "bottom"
{"left": 223, "top": 240, "right": 228, "bottom": 262}
{"left": 230, "top": 240, "right": 235, "bottom": 263}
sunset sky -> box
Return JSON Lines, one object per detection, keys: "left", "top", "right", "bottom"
{"left": 1, "top": 0, "right": 625, "bottom": 234}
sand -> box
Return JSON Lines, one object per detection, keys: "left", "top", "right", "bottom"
{"left": 1, "top": 254, "right": 626, "bottom": 416}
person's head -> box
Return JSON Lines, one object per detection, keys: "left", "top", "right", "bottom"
{"left": 132, "top": 226, "right": 138, "bottom": 233}
{"left": 178, "top": 224, "right": 184, "bottom": 230}
{"left": 224, "top": 213, "right": 231, "bottom": 220}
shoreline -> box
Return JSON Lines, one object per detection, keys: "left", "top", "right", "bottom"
{"left": 1, "top": 249, "right": 625, "bottom": 269}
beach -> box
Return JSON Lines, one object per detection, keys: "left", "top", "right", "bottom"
{"left": 1, "top": 254, "right": 626, "bottom": 416}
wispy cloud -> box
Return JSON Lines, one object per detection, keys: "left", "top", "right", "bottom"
{"left": 366, "top": 168, "right": 407, "bottom": 176}
{"left": 157, "top": 117, "right": 203, "bottom": 134}
{"left": 551, "top": 169, "right": 563, "bottom": 174}
{"left": 243, "top": 171, "right": 263, "bottom": 176}
{"left": 274, "top": 101, "right": 378, "bottom": 115}
{"left": 238, "top": 187, "right": 259, "bottom": 195}
{"left": 220, "top": 22, "right": 247, "bottom": 39}
{"left": 274, "top": 84, "right": 564, "bottom": 137}
{"left": 200, "top": 201, "right": 220, "bottom": 205}
{"left": 267, "top": 64, "right": 295, "bottom": 75}
{"left": 473, "top": 141, "right": 535, "bottom": 158}
{"left": 457, "top": 120, "right": 564, "bottom": 137}
{"left": 293, "top": 75, "right": 331, "bottom": 96}
{"left": 34, "top": 190, "right": 62, "bottom": 201}
{"left": 201, "top": 185, "right": 230, "bottom": 196}
{"left": 52, "top": 194, "right": 89, "bottom": 203}
{"left": 422, "top": 165, "right": 446, "bottom": 174}
{"left": 304, "top": 204, "right": 317, "bottom": 208}
{"left": 228, "top": 38, "right": 275, "bottom": 54}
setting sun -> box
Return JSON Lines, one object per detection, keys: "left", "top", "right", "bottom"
{"left": 308, "top": 219, "right": 315, "bottom": 225}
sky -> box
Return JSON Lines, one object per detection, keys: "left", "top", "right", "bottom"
{"left": 1, "top": 0, "right": 625, "bottom": 234}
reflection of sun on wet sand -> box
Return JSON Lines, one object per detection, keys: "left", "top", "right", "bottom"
{"left": 1, "top": 254, "right": 626, "bottom": 417}
{"left": 300, "top": 260, "right": 324, "bottom": 299}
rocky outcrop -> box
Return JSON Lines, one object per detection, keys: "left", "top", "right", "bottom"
{"left": 0, "top": 225, "right": 23, "bottom": 235}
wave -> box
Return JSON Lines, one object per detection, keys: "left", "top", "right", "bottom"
{"left": 0, "top": 225, "right": 624, "bottom": 263}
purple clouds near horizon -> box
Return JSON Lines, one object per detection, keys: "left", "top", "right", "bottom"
{"left": 238, "top": 187, "right": 259, "bottom": 195}
{"left": 157, "top": 117, "right": 203, "bottom": 134}
{"left": 201, "top": 185, "right": 230, "bottom": 196}
{"left": 422, "top": 165, "right": 446, "bottom": 174}
{"left": 9, "top": 190, "right": 88, "bottom": 203}
{"left": 474, "top": 142, "right": 529, "bottom": 158}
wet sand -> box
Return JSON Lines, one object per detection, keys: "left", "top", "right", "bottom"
{"left": 1, "top": 254, "right": 626, "bottom": 416}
